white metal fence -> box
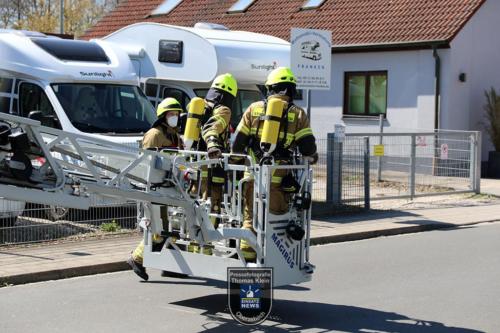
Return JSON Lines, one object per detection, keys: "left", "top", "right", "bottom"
{"left": 312, "top": 135, "right": 370, "bottom": 210}
{"left": 0, "top": 197, "right": 137, "bottom": 246}
{"left": 346, "top": 130, "right": 481, "bottom": 200}
{"left": 1, "top": 130, "right": 480, "bottom": 245}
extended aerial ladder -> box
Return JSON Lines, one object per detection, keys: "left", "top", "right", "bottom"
{"left": 0, "top": 112, "right": 314, "bottom": 287}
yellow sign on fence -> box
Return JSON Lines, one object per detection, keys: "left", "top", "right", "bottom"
{"left": 374, "top": 144, "right": 385, "bottom": 156}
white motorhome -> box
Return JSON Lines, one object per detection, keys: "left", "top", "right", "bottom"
{"left": 0, "top": 29, "right": 156, "bottom": 223}
{"left": 100, "top": 22, "right": 290, "bottom": 128}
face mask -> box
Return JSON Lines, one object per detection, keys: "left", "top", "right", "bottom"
{"left": 167, "top": 116, "right": 178, "bottom": 127}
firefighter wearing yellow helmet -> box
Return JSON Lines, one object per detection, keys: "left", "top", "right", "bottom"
{"left": 186, "top": 73, "right": 237, "bottom": 221}
{"left": 127, "top": 97, "right": 184, "bottom": 281}
{"left": 231, "top": 67, "right": 318, "bottom": 260}
{"left": 142, "top": 97, "right": 183, "bottom": 149}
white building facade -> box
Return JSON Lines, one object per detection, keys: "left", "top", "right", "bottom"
{"left": 300, "top": 0, "right": 500, "bottom": 160}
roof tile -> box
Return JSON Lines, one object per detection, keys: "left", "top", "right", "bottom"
{"left": 83, "top": 0, "right": 485, "bottom": 46}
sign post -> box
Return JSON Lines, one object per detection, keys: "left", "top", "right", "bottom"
{"left": 291, "top": 28, "right": 332, "bottom": 119}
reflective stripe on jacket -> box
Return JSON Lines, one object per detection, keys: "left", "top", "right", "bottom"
{"left": 232, "top": 95, "right": 317, "bottom": 184}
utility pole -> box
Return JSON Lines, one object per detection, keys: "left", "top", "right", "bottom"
{"left": 59, "top": 0, "right": 64, "bottom": 34}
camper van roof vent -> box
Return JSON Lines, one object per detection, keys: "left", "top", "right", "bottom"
{"left": 194, "top": 22, "right": 230, "bottom": 31}
{"left": 31, "top": 38, "right": 109, "bottom": 62}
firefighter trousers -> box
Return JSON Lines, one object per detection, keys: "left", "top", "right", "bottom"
{"left": 241, "top": 180, "right": 289, "bottom": 260}
{"left": 131, "top": 206, "right": 169, "bottom": 264}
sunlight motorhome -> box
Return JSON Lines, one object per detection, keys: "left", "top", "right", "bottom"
{"left": 0, "top": 29, "right": 156, "bottom": 223}
{"left": 100, "top": 22, "right": 291, "bottom": 128}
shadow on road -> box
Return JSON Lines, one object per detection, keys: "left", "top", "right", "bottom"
{"left": 147, "top": 277, "right": 310, "bottom": 291}
{"left": 171, "top": 293, "right": 484, "bottom": 333}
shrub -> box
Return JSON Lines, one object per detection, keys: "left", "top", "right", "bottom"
{"left": 100, "top": 220, "right": 120, "bottom": 232}
{"left": 483, "top": 88, "right": 500, "bottom": 151}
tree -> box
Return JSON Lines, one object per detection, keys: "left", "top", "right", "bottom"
{"left": 0, "top": 0, "right": 118, "bottom": 37}
{"left": 0, "top": 0, "right": 27, "bottom": 29}
{"left": 483, "top": 88, "right": 500, "bottom": 152}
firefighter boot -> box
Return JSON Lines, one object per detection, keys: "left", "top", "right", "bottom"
{"left": 128, "top": 241, "right": 149, "bottom": 281}
{"left": 127, "top": 257, "right": 149, "bottom": 281}
{"left": 239, "top": 226, "right": 257, "bottom": 262}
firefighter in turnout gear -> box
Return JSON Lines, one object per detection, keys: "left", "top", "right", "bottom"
{"left": 128, "top": 97, "right": 183, "bottom": 281}
{"left": 189, "top": 73, "right": 237, "bottom": 217}
{"left": 231, "top": 67, "right": 318, "bottom": 260}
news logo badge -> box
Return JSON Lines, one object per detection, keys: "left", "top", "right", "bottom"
{"left": 227, "top": 268, "right": 273, "bottom": 325}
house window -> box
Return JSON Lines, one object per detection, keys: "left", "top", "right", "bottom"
{"left": 228, "top": 0, "right": 256, "bottom": 13}
{"left": 344, "top": 71, "right": 387, "bottom": 116}
{"left": 150, "top": 0, "right": 183, "bottom": 16}
{"left": 301, "top": 0, "right": 326, "bottom": 10}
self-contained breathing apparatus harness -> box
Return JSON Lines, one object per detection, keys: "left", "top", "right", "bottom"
{"left": 250, "top": 100, "right": 294, "bottom": 165}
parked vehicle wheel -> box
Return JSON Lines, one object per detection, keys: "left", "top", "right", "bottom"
{"left": 44, "top": 205, "right": 70, "bottom": 221}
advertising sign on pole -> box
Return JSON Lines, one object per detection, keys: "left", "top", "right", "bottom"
{"left": 291, "top": 28, "right": 331, "bottom": 90}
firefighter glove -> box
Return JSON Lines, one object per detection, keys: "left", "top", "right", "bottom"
{"left": 207, "top": 136, "right": 222, "bottom": 159}
{"left": 305, "top": 152, "right": 318, "bottom": 165}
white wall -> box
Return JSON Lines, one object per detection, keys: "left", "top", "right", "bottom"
{"left": 445, "top": 0, "right": 500, "bottom": 157}
{"left": 296, "top": 49, "right": 437, "bottom": 139}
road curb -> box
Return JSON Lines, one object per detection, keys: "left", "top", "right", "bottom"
{"left": 2, "top": 220, "right": 496, "bottom": 286}
{"left": 310, "top": 222, "right": 455, "bottom": 245}
{"left": 1, "top": 262, "right": 130, "bottom": 286}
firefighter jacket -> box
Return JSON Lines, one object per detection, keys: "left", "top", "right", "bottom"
{"left": 195, "top": 101, "right": 232, "bottom": 184}
{"left": 232, "top": 95, "right": 317, "bottom": 184}
{"left": 200, "top": 102, "right": 231, "bottom": 152}
{"left": 142, "top": 124, "right": 180, "bottom": 150}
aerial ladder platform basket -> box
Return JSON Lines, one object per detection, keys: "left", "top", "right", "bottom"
{"left": 0, "top": 113, "right": 314, "bottom": 287}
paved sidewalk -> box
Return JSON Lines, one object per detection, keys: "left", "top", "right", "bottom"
{"left": 480, "top": 178, "right": 500, "bottom": 196}
{"left": 2, "top": 200, "right": 500, "bottom": 286}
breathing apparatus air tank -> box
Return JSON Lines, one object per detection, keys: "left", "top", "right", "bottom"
{"left": 183, "top": 97, "right": 205, "bottom": 150}
{"left": 260, "top": 98, "right": 286, "bottom": 154}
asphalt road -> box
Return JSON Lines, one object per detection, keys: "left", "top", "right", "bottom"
{"left": 1, "top": 222, "right": 499, "bottom": 333}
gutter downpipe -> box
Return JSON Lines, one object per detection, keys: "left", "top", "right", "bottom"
{"left": 432, "top": 46, "right": 442, "bottom": 178}
{"left": 433, "top": 46, "right": 441, "bottom": 130}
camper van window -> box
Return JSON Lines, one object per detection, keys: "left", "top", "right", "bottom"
{"left": 162, "top": 88, "right": 190, "bottom": 110}
{"left": 145, "top": 83, "right": 158, "bottom": 98}
{"left": 19, "top": 83, "right": 59, "bottom": 128}
{"left": 194, "top": 89, "right": 262, "bottom": 128}
{"left": 51, "top": 83, "right": 156, "bottom": 134}
{"left": 31, "top": 38, "right": 109, "bottom": 63}
{"left": 12, "top": 98, "right": 18, "bottom": 114}
{"left": 0, "top": 77, "right": 13, "bottom": 113}
{"left": 0, "top": 97, "right": 9, "bottom": 114}
{"left": 158, "top": 40, "right": 183, "bottom": 64}
{"left": 0, "top": 78, "right": 13, "bottom": 93}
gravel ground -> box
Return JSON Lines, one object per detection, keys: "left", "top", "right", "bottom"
{"left": 370, "top": 193, "right": 500, "bottom": 210}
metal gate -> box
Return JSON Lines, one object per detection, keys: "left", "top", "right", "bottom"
{"left": 346, "top": 130, "right": 481, "bottom": 200}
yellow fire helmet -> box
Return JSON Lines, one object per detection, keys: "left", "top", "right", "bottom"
{"left": 211, "top": 73, "right": 238, "bottom": 97}
{"left": 265, "top": 67, "right": 297, "bottom": 86}
{"left": 157, "top": 97, "right": 182, "bottom": 118}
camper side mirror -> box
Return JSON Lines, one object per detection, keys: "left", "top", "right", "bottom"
{"left": 28, "top": 111, "right": 43, "bottom": 122}
{"left": 28, "top": 111, "right": 60, "bottom": 129}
